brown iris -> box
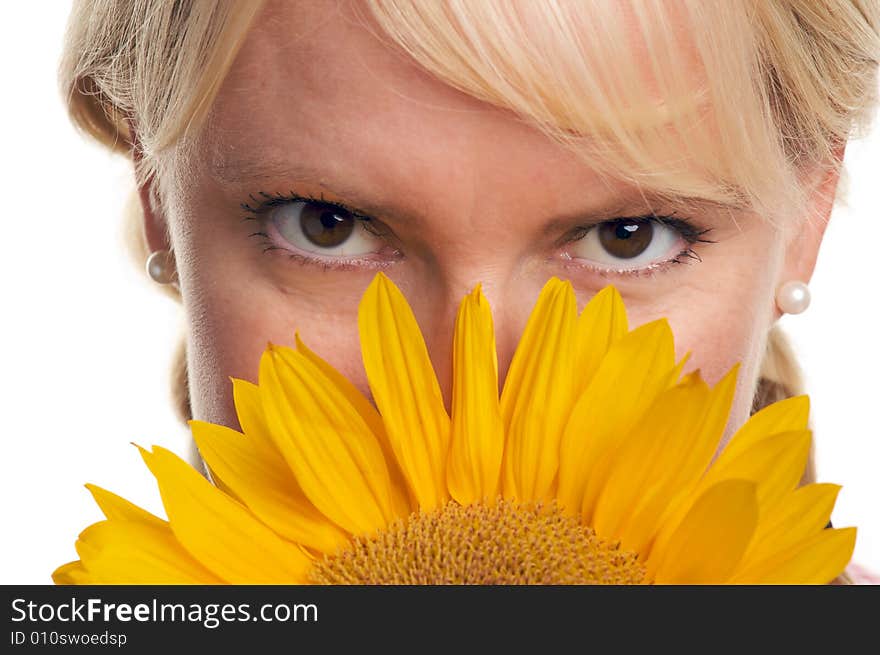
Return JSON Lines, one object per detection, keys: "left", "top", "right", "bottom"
{"left": 299, "top": 203, "right": 355, "bottom": 248}
{"left": 598, "top": 219, "right": 653, "bottom": 259}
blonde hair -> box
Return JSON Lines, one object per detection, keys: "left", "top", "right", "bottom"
{"left": 60, "top": 1, "right": 878, "bottom": 581}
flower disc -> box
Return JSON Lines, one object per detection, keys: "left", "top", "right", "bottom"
{"left": 310, "top": 498, "right": 646, "bottom": 584}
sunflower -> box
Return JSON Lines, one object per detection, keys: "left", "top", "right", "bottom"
{"left": 53, "top": 273, "right": 855, "bottom": 585}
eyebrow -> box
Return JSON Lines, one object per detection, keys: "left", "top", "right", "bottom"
{"left": 213, "top": 158, "right": 747, "bottom": 227}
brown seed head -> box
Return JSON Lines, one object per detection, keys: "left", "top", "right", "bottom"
{"left": 310, "top": 498, "right": 646, "bottom": 585}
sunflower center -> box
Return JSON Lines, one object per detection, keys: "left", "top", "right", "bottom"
{"left": 309, "top": 498, "right": 646, "bottom": 584}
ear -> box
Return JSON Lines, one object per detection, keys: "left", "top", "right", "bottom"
{"left": 137, "top": 175, "right": 172, "bottom": 255}
{"left": 775, "top": 142, "right": 847, "bottom": 317}
{"left": 130, "top": 123, "right": 180, "bottom": 289}
{"left": 130, "top": 122, "right": 173, "bottom": 255}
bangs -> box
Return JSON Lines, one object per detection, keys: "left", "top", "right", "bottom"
{"left": 63, "top": 0, "right": 875, "bottom": 225}
{"left": 362, "top": 0, "right": 810, "bottom": 222}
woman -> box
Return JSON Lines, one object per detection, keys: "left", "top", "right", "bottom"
{"left": 59, "top": 0, "right": 879, "bottom": 582}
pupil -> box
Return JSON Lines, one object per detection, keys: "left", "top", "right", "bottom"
{"left": 598, "top": 219, "right": 653, "bottom": 259}
{"left": 300, "top": 203, "right": 355, "bottom": 248}
{"left": 616, "top": 223, "right": 635, "bottom": 239}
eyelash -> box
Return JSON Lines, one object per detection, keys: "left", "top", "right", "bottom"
{"left": 241, "top": 190, "right": 716, "bottom": 276}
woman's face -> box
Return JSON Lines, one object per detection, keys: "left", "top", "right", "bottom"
{"left": 144, "top": 0, "right": 838, "bottom": 452}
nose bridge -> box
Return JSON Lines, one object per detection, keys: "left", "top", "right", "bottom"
{"left": 411, "top": 271, "right": 537, "bottom": 414}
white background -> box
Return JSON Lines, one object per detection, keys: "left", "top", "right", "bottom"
{"left": 1, "top": 4, "right": 877, "bottom": 583}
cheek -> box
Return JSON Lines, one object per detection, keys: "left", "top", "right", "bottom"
{"left": 617, "top": 220, "right": 787, "bottom": 451}
{"left": 180, "top": 270, "right": 371, "bottom": 432}
{"left": 634, "top": 274, "right": 778, "bottom": 454}
{"left": 169, "top": 192, "right": 381, "bottom": 431}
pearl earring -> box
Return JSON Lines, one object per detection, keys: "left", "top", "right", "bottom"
{"left": 775, "top": 280, "right": 811, "bottom": 315}
{"left": 146, "top": 249, "right": 177, "bottom": 285}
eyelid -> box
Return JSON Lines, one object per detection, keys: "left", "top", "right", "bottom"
{"left": 243, "top": 191, "right": 399, "bottom": 243}
{"left": 241, "top": 190, "right": 375, "bottom": 222}
{"left": 560, "top": 214, "right": 714, "bottom": 247}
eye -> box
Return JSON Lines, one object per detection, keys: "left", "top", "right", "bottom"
{"left": 565, "top": 218, "right": 685, "bottom": 272}
{"left": 268, "top": 200, "right": 385, "bottom": 257}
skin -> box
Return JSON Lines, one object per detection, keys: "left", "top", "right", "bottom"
{"left": 138, "top": 0, "right": 843, "bottom": 461}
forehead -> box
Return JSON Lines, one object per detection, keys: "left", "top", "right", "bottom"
{"left": 195, "top": 0, "right": 709, "bottom": 210}
{"left": 202, "top": 1, "right": 549, "bottom": 171}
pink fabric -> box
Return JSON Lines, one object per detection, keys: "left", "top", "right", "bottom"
{"left": 847, "top": 562, "right": 880, "bottom": 584}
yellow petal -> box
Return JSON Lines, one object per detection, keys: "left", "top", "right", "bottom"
{"left": 259, "top": 344, "right": 399, "bottom": 534}
{"left": 665, "top": 352, "right": 693, "bottom": 389}
{"left": 295, "top": 334, "right": 411, "bottom": 516}
{"left": 729, "top": 527, "right": 856, "bottom": 584}
{"left": 651, "top": 480, "right": 758, "bottom": 584}
{"left": 358, "top": 272, "right": 451, "bottom": 510}
{"left": 703, "top": 429, "right": 812, "bottom": 508}
{"left": 690, "top": 365, "right": 739, "bottom": 464}
{"left": 65, "top": 483, "right": 212, "bottom": 584}
{"left": 190, "top": 419, "right": 349, "bottom": 553}
{"left": 500, "top": 277, "right": 577, "bottom": 501}
{"left": 738, "top": 483, "right": 841, "bottom": 566}
{"left": 572, "top": 285, "right": 628, "bottom": 397}
{"left": 648, "top": 427, "right": 812, "bottom": 567}
{"left": 71, "top": 520, "right": 223, "bottom": 584}
{"left": 621, "top": 367, "right": 738, "bottom": 556}
{"left": 231, "top": 377, "right": 268, "bottom": 440}
{"left": 591, "top": 372, "right": 710, "bottom": 547}
{"left": 52, "top": 561, "right": 89, "bottom": 585}
{"left": 720, "top": 395, "right": 810, "bottom": 462}
{"left": 237, "top": 371, "right": 406, "bottom": 522}
{"left": 86, "top": 483, "right": 166, "bottom": 528}
{"left": 140, "top": 445, "right": 311, "bottom": 584}
{"left": 557, "top": 319, "right": 676, "bottom": 519}
{"left": 216, "top": 378, "right": 270, "bottom": 503}
{"left": 448, "top": 284, "right": 504, "bottom": 505}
